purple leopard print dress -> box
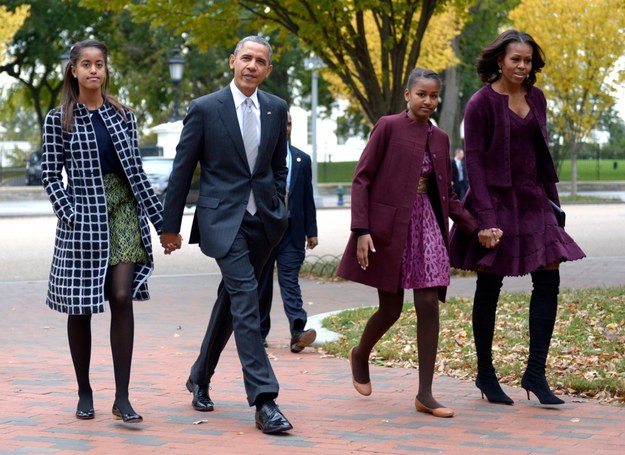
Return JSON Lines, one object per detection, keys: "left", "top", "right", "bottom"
{"left": 400, "top": 149, "right": 450, "bottom": 289}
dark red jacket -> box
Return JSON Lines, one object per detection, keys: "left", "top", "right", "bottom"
{"left": 337, "top": 112, "right": 477, "bottom": 299}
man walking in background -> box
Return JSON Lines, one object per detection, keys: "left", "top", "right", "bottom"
{"left": 452, "top": 148, "right": 469, "bottom": 200}
{"left": 258, "top": 113, "right": 318, "bottom": 352}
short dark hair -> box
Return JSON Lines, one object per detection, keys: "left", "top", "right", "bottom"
{"left": 476, "top": 29, "right": 545, "bottom": 89}
{"left": 405, "top": 68, "right": 442, "bottom": 90}
{"left": 233, "top": 35, "right": 273, "bottom": 63}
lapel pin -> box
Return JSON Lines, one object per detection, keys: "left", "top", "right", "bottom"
{"left": 296, "top": 157, "right": 301, "bottom": 162}
{"left": 267, "top": 111, "right": 272, "bottom": 115}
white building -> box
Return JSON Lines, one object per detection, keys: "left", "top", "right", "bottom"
{"left": 150, "top": 105, "right": 367, "bottom": 163}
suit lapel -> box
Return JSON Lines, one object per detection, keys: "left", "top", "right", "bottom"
{"left": 258, "top": 91, "right": 274, "bottom": 166}
{"left": 217, "top": 87, "right": 249, "bottom": 168}
{"left": 289, "top": 148, "right": 301, "bottom": 193}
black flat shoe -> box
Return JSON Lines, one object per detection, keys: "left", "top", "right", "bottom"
{"left": 255, "top": 401, "right": 293, "bottom": 434}
{"left": 475, "top": 375, "right": 514, "bottom": 405}
{"left": 76, "top": 394, "right": 95, "bottom": 420}
{"left": 186, "top": 377, "right": 214, "bottom": 412}
{"left": 75, "top": 408, "right": 95, "bottom": 420}
{"left": 112, "top": 404, "right": 143, "bottom": 424}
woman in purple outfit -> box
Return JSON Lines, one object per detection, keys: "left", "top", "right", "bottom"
{"left": 337, "top": 69, "right": 483, "bottom": 418}
{"left": 449, "top": 30, "right": 585, "bottom": 406}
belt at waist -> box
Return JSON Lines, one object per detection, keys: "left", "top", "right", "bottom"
{"left": 417, "top": 176, "right": 428, "bottom": 194}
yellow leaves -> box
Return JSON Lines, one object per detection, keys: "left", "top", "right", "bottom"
{"left": 420, "top": 8, "right": 466, "bottom": 73}
{"left": 325, "top": 4, "right": 466, "bottom": 106}
{"left": 78, "top": 0, "right": 128, "bottom": 12}
{"left": 510, "top": 0, "right": 625, "bottom": 143}
{"left": 0, "top": 5, "right": 30, "bottom": 63}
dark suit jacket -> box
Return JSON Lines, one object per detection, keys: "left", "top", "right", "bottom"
{"left": 162, "top": 86, "right": 289, "bottom": 258}
{"left": 451, "top": 157, "right": 468, "bottom": 199}
{"left": 286, "top": 145, "right": 317, "bottom": 247}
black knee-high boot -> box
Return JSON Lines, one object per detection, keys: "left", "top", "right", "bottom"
{"left": 521, "top": 269, "right": 564, "bottom": 405}
{"left": 473, "top": 272, "right": 513, "bottom": 404}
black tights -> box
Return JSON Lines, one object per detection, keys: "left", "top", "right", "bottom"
{"left": 67, "top": 262, "right": 137, "bottom": 414}
{"left": 67, "top": 314, "right": 93, "bottom": 413}
{"left": 351, "top": 287, "right": 443, "bottom": 408}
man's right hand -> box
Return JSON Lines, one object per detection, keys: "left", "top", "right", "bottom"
{"left": 160, "top": 232, "right": 183, "bottom": 255}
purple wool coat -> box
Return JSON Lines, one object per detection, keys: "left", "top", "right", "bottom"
{"left": 337, "top": 112, "right": 478, "bottom": 300}
{"left": 458, "top": 85, "right": 558, "bottom": 229}
{"left": 448, "top": 85, "right": 585, "bottom": 275}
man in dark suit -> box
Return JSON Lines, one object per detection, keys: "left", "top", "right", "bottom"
{"left": 258, "top": 113, "right": 318, "bottom": 352}
{"left": 451, "top": 148, "right": 469, "bottom": 200}
{"left": 159, "top": 36, "right": 292, "bottom": 434}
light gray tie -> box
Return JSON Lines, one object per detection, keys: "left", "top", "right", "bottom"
{"left": 242, "top": 98, "right": 258, "bottom": 214}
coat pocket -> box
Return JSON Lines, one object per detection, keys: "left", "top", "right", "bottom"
{"left": 197, "top": 195, "right": 220, "bottom": 209}
{"left": 369, "top": 202, "right": 397, "bottom": 247}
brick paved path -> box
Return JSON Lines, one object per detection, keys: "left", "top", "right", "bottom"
{"left": 2, "top": 201, "right": 625, "bottom": 454}
{"left": 2, "top": 269, "right": 624, "bottom": 454}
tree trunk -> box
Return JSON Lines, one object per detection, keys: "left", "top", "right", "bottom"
{"left": 570, "top": 141, "right": 581, "bottom": 196}
{"left": 439, "top": 63, "right": 461, "bottom": 153}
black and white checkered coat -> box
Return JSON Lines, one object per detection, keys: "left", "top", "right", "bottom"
{"left": 42, "top": 102, "right": 163, "bottom": 315}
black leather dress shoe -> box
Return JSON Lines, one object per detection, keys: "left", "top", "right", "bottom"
{"left": 255, "top": 401, "right": 293, "bottom": 434}
{"left": 186, "top": 377, "right": 214, "bottom": 412}
{"left": 290, "top": 328, "right": 317, "bottom": 353}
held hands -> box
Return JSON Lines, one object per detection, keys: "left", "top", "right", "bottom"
{"left": 356, "top": 234, "right": 376, "bottom": 270}
{"left": 307, "top": 236, "right": 319, "bottom": 250}
{"left": 160, "top": 232, "right": 183, "bottom": 255}
{"left": 478, "top": 228, "right": 503, "bottom": 249}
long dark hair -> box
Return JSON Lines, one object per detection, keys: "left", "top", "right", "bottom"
{"left": 476, "top": 29, "right": 545, "bottom": 90}
{"left": 60, "top": 39, "right": 128, "bottom": 131}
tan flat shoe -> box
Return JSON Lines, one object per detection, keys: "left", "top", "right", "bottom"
{"left": 348, "top": 347, "right": 371, "bottom": 396}
{"left": 415, "top": 398, "right": 454, "bottom": 418}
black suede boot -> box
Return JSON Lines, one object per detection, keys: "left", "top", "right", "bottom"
{"left": 521, "top": 269, "right": 564, "bottom": 405}
{"left": 473, "top": 272, "right": 513, "bottom": 405}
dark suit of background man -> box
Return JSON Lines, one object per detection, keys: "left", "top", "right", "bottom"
{"left": 452, "top": 148, "right": 469, "bottom": 200}
{"left": 159, "top": 35, "right": 293, "bottom": 434}
{"left": 258, "top": 113, "right": 318, "bottom": 352}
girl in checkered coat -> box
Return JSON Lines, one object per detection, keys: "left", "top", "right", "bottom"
{"left": 42, "top": 39, "right": 165, "bottom": 424}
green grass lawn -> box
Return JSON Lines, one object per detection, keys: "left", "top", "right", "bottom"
{"left": 558, "top": 159, "right": 625, "bottom": 181}
{"left": 317, "top": 159, "right": 625, "bottom": 183}
{"left": 321, "top": 286, "right": 625, "bottom": 404}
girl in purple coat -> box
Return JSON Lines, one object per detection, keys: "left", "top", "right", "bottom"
{"left": 338, "top": 69, "right": 484, "bottom": 418}
{"left": 449, "top": 30, "right": 585, "bottom": 406}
